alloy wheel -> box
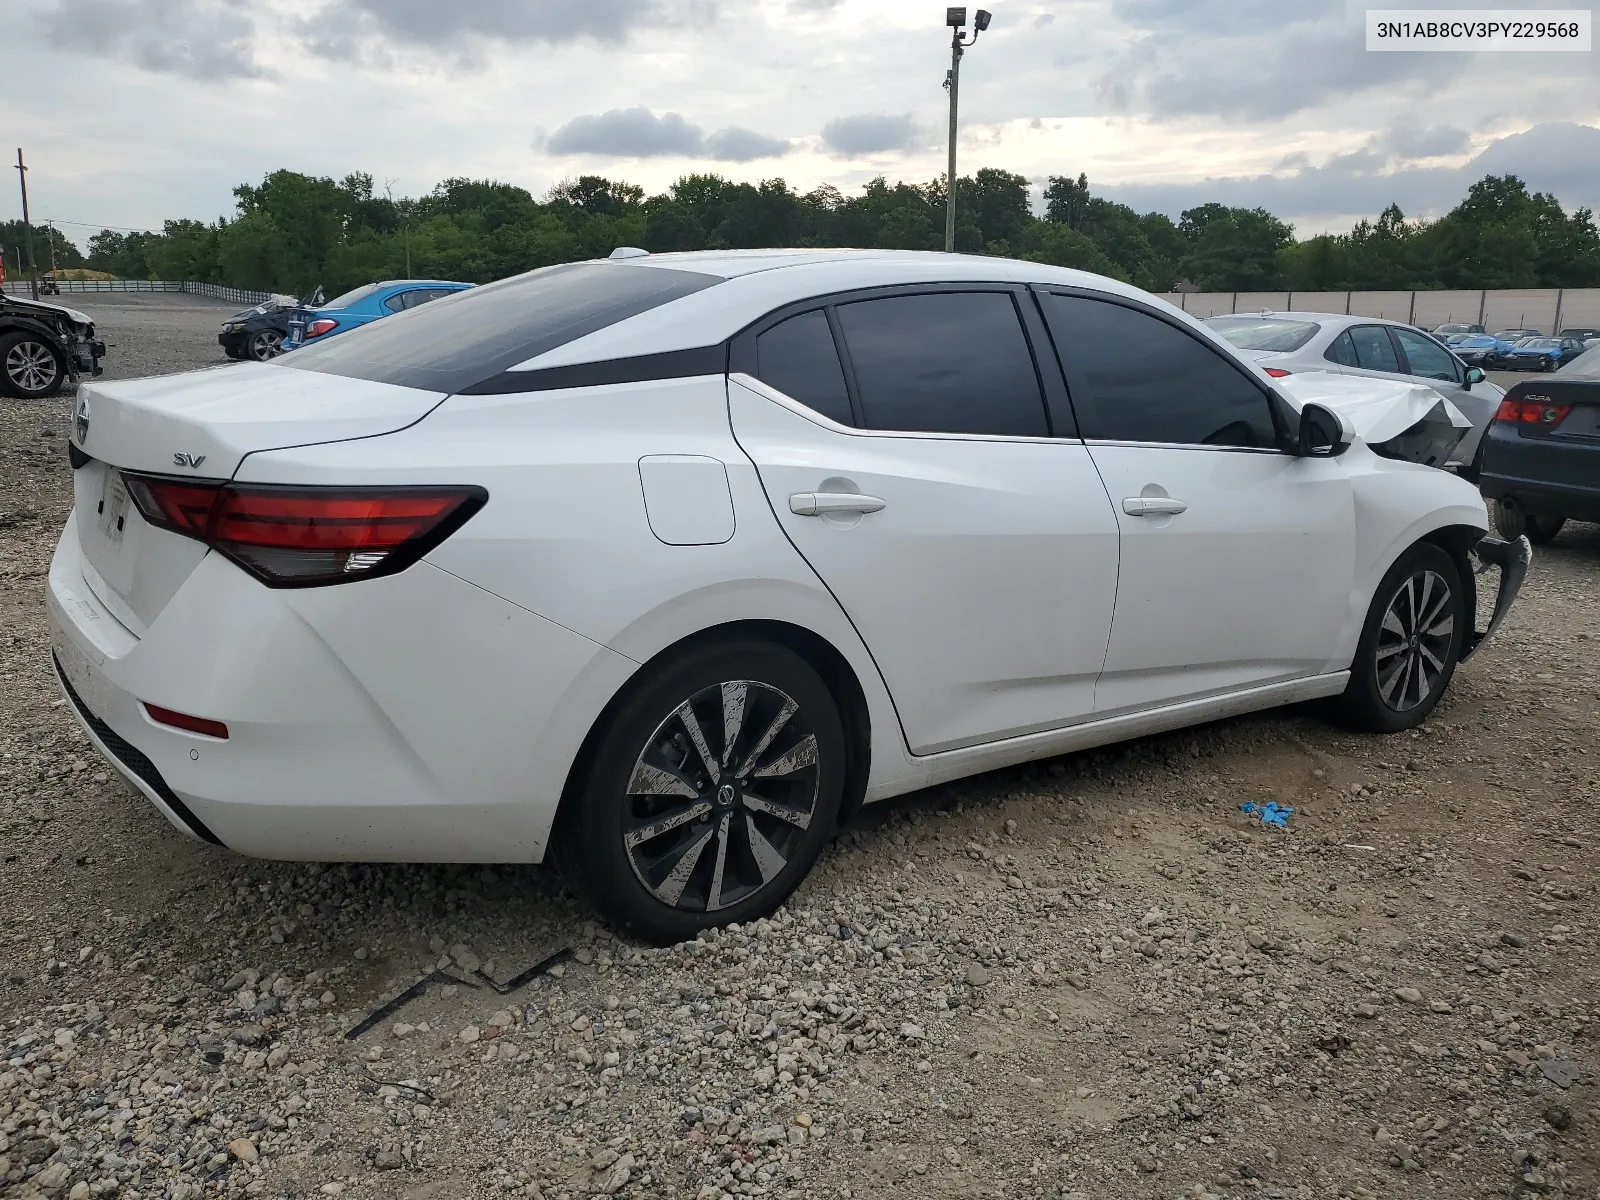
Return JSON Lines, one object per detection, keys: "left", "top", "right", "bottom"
{"left": 5, "top": 339, "right": 59, "bottom": 393}
{"left": 250, "top": 330, "right": 284, "bottom": 361}
{"left": 624, "top": 679, "right": 820, "bottom": 913}
{"left": 1375, "top": 569, "right": 1455, "bottom": 712}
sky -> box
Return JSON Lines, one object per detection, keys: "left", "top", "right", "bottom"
{"left": 3, "top": 0, "right": 1598, "bottom": 248}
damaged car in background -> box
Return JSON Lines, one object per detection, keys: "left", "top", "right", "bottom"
{"left": 0, "top": 292, "right": 106, "bottom": 399}
{"left": 218, "top": 289, "right": 321, "bottom": 362}
{"left": 48, "top": 250, "right": 1530, "bottom": 943}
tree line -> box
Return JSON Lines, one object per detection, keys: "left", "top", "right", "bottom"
{"left": 15, "top": 167, "right": 1600, "bottom": 298}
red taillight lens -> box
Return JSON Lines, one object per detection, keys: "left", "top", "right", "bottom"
{"left": 305, "top": 319, "right": 338, "bottom": 339}
{"left": 1262, "top": 367, "right": 1293, "bottom": 378}
{"left": 1494, "top": 398, "right": 1572, "bottom": 427}
{"left": 123, "top": 475, "right": 486, "bottom": 587}
{"left": 144, "top": 702, "right": 229, "bottom": 740}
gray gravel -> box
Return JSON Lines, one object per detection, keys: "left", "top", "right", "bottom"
{"left": 1, "top": 296, "right": 1597, "bottom": 1200}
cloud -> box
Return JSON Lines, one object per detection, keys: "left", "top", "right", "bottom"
{"left": 1095, "top": 122, "right": 1600, "bottom": 226}
{"left": 322, "top": 0, "right": 662, "bottom": 48}
{"left": 34, "top": 0, "right": 263, "bottom": 79}
{"left": 546, "top": 107, "right": 706, "bottom": 157}
{"left": 705, "top": 127, "right": 791, "bottom": 161}
{"left": 1382, "top": 124, "right": 1469, "bottom": 160}
{"left": 543, "top": 108, "right": 788, "bottom": 161}
{"left": 820, "top": 112, "right": 920, "bottom": 156}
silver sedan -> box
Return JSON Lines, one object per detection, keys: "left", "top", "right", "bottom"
{"left": 1206, "top": 312, "right": 1504, "bottom": 475}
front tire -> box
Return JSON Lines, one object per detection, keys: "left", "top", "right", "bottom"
{"left": 1338, "top": 542, "right": 1466, "bottom": 732}
{"left": 555, "top": 639, "right": 846, "bottom": 944}
{"left": 0, "top": 330, "right": 65, "bottom": 398}
{"left": 248, "top": 329, "right": 283, "bottom": 361}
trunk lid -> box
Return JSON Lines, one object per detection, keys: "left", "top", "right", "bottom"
{"left": 69, "top": 362, "right": 445, "bottom": 633}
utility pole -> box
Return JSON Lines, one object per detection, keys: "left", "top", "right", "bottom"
{"left": 47, "top": 220, "right": 57, "bottom": 274}
{"left": 942, "top": 8, "right": 991, "bottom": 253}
{"left": 15, "top": 148, "right": 38, "bottom": 300}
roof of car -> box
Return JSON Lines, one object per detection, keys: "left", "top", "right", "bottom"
{"left": 506, "top": 249, "right": 1172, "bottom": 373}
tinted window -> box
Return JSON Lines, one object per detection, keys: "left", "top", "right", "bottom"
{"left": 282, "top": 263, "right": 719, "bottom": 394}
{"left": 1349, "top": 325, "right": 1401, "bottom": 372}
{"left": 833, "top": 292, "right": 1047, "bottom": 436}
{"left": 322, "top": 283, "right": 380, "bottom": 310}
{"left": 1393, "top": 328, "right": 1459, "bottom": 382}
{"left": 383, "top": 292, "right": 408, "bottom": 313}
{"left": 1205, "top": 316, "right": 1320, "bottom": 352}
{"left": 1325, "top": 330, "right": 1360, "bottom": 367}
{"left": 1042, "top": 294, "right": 1277, "bottom": 448}
{"left": 755, "top": 310, "right": 853, "bottom": 425}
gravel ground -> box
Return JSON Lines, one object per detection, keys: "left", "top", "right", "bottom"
{"left": 1, "top": 296, "right": 1597, "bottom": 1200}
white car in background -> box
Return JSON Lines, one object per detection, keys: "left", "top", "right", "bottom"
{"left": 1205, "top": 312, "right": 1504, "bottom": 478}
{"left": 50, "top": 250, "right": 1529, "bottom": 943}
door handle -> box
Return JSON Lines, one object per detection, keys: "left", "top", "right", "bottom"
{"left": 789, "top": 492, "right": 887, "bottom": 517}
{"left": 1122, "top": 496, "right": 1188, "bottom": 517}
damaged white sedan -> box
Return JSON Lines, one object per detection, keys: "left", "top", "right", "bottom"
{"left": 49, "top": 250, "right": 1529, "bottom": 942}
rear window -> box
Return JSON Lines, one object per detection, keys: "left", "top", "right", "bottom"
{"left": 321, "top": 283, "right": 380, "bottom": 310}
{"left": 1204, "top": 316, "right": 1320, "bottom": 352}
{"left": 1558, "top": 346, "right": 1600, "bottom": 380}
{"left": 281, "top": 263, "right": 719, "bottom": 394}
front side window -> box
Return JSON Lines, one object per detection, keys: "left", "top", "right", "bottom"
{"left": 1393, "top": 328, "right": 1460, "bottom": 383}
{"left": 833, "top": 292, "right": 1049, "bottom": 437}
{"left": 1042, "top": 293, "right": 1277, "bottom": 448}
{"left": 754, "top": 309, "right": 853, "bottom": 426}
{"left": 1348, "top": 325, "right": 1402, "bottom": 373}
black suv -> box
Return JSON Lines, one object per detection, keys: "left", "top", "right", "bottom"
{"left": 0, "top": 293, "right": 106, "bottom": 399}
{"left": 1480, "top": 346, "right": 1600, "bottom": 544}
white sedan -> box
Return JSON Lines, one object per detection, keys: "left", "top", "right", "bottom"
{"left": 49, "top": 250, "right": 1529, "bottom": 942}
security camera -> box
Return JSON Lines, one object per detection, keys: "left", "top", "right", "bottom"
{"left": 946, "top": 7, "right": 967, "bottom": 27}
{"left": 974, "top": 9, "right": 992, "bottom": 30}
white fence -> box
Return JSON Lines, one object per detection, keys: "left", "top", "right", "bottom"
{"left": 1160, "top": 288, "right": 1600, "bottom": 334}
{"left": 1, "top": 279, "right": 274, "bottom": 307}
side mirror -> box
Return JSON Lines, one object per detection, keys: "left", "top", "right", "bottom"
{"left": 1298, "top": 402, "right": 1352, "bottom": 458}
{"left": 1464, "top": 366, "right": 1485, "bottom": 388}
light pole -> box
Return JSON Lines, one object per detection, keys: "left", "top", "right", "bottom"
{"left": 942, "top": 7, "right": 991, "bottom": 253}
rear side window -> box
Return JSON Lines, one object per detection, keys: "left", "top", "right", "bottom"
{"left": 1042, "top": 294, "right": 1277, "bottom": 448}
{"left": 1325, "top": 331, "right": 1359, "bottom": 367}
{"left": 282, "top": 263, "right": 719, "bottom": 394}
{"left": 833, "top": 292, "right": 1048, "bottom": 436}
{"left": 755, "top": 310, "right": 853, "bottom": 426}
{"left": 1348, "top": 325, "right": 1401, "bottom": 373}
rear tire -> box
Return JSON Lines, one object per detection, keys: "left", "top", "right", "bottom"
{"left": 1337, "top": 542, "right": 1466, "bottom": 733}
{"left": 1493, "top": 498, "right": 1565, "bottom": 545}
{"left": 0, "top": 330, "right": 65, "bottom": 398}
{"left": 555, "top": 639, "right": 846, "bottom": 944}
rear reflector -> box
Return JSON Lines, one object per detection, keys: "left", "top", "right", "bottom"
{"left": 122, "top": 475, "right": 487, "bottom": 587}
{"left": 1262, "top": 367, "right": 1293, "bottom": 378}
{"left": 144, "top": 702, "right": 229, "bottom": 740}
{"left": 1494, "top": 398, "right": 1571, "bottom": 427}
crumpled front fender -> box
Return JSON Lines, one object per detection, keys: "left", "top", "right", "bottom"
{"left": 1462, "top": 533, "right": 1532, "bottom": 661}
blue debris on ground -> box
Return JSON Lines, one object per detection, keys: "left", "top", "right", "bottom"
{"left": 1240, "top": 800, "right": 1293, "bottom": 829}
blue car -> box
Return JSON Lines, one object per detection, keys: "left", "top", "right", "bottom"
{"left": 1449, "top": 333, "right": 1516, "bottom": 368}
{"left": 1502, "top": 336, "right": 1588, "bottom": 372}
{"left": 282, "top": 279, "right": 474, "bottom": 350}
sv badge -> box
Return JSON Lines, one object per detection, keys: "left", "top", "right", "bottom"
{"left": 174, "top": 452, "right": 207, "bottom": 469}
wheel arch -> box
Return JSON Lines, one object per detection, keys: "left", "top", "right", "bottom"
{"left": 550, "top": 618, "right": 874, "bottom": 859}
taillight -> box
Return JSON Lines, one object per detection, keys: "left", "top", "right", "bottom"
{"left": 305, "top": 319, "right": 338, "bottom": 339}
{"left": 1262, "top": 367, "right": 1293, "bottom": 378}
{"left": 1494, "top": 398, "right": 1571, "bottom": 427}
{"left": 122, "top": 475, "right": 487, "bottom": 587}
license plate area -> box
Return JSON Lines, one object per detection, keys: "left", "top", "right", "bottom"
{"left": 98, "top": 471, "right": 130, "bottom": 544}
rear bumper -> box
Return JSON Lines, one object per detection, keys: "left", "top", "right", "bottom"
{"left": 1480, "top": 431, "right": 1600, "bottom": 522}
{"left": 46, "top": 516, "right": 634, "bottom": 863}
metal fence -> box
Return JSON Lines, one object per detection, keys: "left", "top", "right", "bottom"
{"left": 1159, "top": 287, "right": 1600, "bottom": 334}
{"left": 1, "top": 279, "right": 274, "bottom": 306}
